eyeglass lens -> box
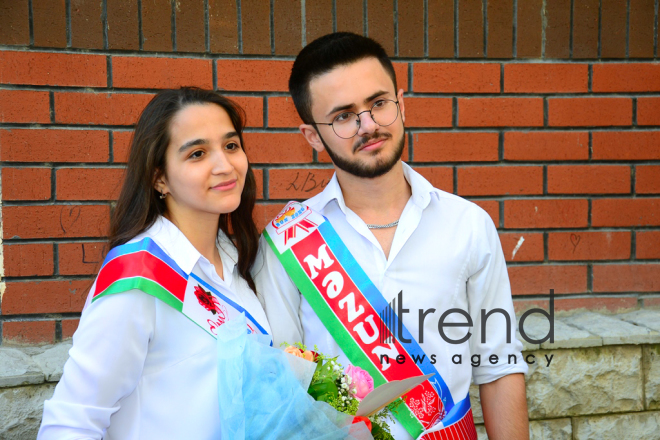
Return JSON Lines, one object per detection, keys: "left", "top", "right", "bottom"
{"left": 332, "top": 100, "right": 399, "bottom": 139}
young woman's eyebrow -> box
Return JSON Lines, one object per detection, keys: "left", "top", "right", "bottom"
{"left": 178, "top": 138, "right": 207, "bottom": 153}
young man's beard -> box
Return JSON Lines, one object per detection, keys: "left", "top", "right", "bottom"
{"left": 318, "top": 130, "right": 406, "bottom": 178}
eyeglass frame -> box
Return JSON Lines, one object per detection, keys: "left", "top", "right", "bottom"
{"left": 312, "top": 99, "right": 401, "bottom": 139}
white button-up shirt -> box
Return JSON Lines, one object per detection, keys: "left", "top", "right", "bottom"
{"left": 255, "top": 162, "right": 527, "bottom": 439}
{"left": 39, "top": 217, "right": 271, "bottom": 440}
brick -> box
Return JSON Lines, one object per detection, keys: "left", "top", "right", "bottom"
{"left": 504, "top": 64, "right": 588, "bottom": 93}
{"left": 413, "top": 167, "right": 453, "bottom": 193}
{"left": 32, "top": 0, "right": 66, "bottom": 47}
{"left": 592, "top": 198, "right": 660, "bottom": 227}
{"left": 59, "top": 242, "right": 108, "bottom": 275}
{"left": 71, "top": 0, "right": 103, "bottom": 49}
{"left": 593, "top": 264, "right": 660, "bottom": 292}
{"left": 54, "top": 92, "right": 154, "bottom": 125}
{"left": 629, "top": 0, "right": 655, "bottom": 58}
{"left": 457, "top": 166, "right": 543, "bottom": 196}
{"left": 516, "top": 0, "right": 542, "bottom": 58}
{"left": 176, "top": 0, "right": 205, "bottom": 52}
{"left": 252, "top": 168, "right": 264, "bottom": 199}
{"left": 217, "top": 60, "right": 292, "bottom": 92}
{"left": 274, "top": 0, "right": 302, "bottom": 55}
{"left": 112, "top": 130, "right": 133, "bottom": 163}
{"left": 548, "top": 98, "right": 632, "bottom": 127}
{"left": 593, "top": 64, "right": 660, "bottom": 92}
{"left": 57, "top": 168, "right": 125, "bottom": 200}
{"left": 507, "top": 265, "right": 587, "bottom": 295}
{"left": 303, "top": 0, "right": 332, "bottom": 45}
{"left": 458, "top": 0, "right": 483, "bottom": 58}
{"left": 253, "top": 203, "right": 286, "bottom": 232}
{"left": 487, "top": 0, "right": 513, "bottom": 58}
{"left": 1, "top": 51, "right": 106, "bottom": 87}
{"left": 142, "top": 0, "right": 172, "bottom": 51}
{"left": 504, "top": 131, "right": 589, "bottom": 161}
{"left": 232, "top": 96, "right": 264, "bottom": 128}
{"left": 458, "top": 98, "right": 544, "bottom": 127}
{"left": 638, "top": 98, "right": 660, "bottom": 126}
{"left": 572, "top": 0, "right": 599, "bottom": 59}
{"left": 2, "top": 168, "right": 51, "bottom": 200}
{"left": 637, "top": 165, "right": 660, "bottom": 194}
{"left": 504, "top": 199, "right": 588, "bottom": 228}
{"left": 644, "top": 297, "right": 660, "bottom": 308}
{"left": 398, "top": 0, "right": 424, "bottom": 57}
{"left": 336, "top": 0, "right": 363, "bottom": 34}
{"left": 267, "top": 96, "right": 301, "bottom": 128}
{"left": 241, "top": 0, "right": 270, "bottom": 54}
{"left": 0, "top": 90, "right": 50, "bottom": 123}
{"left": 393, "top": 63, "right": 409, "bottom": 92}
{"left": 413, "top": 132, "right": 499, "bottom": 162}
{"left": 428, "top": 0, "right": 454, "bottom": 58}
{"left": 0, "top": 2, "right": 29, "bottom": 45}
{"left": 600, "top": 0, "right": 627, "bottom": 58}
{"left": 413, "top": 63, "right": 500, "bottom": 93}
{"left": 269, "top": 168, "right": 334, "bottom": 199}
{"left": 592, "top": 131, "right": 660, "bottom": 160}
{"left": 3, "top": 205, "right": 110, "bottom": 239}
{"left": 547, "top": 165, "right": 631, "bottom": 194}
{"left": 107, "top": 0, "right": 139, "bottom": 50}
{"left": 637, "top": 231, "right": 660, "bottom": 259}
{"left": 113, "top": 57, "right": 213, "bottom": 89}
{"left": 405, "top": 98, "right": 452, "bottom": 127}
{"left": 544, "top": 0, "right": 571, "bottom": 58}
{"left": 3, "top": 244, "right": 54, "bottom": 277}
{"left": 2, "top": 321, "right": 56, "bottom": 344}
{"left": 368, "top": 0, "right": 395, "bottom": 56}
{"left": 243, "top": 133, "right": 313, "bottom": 164}
{"left": 548, "top": 231, "right": 631, "bottom": 261}
{"left": 62, "top": 319, "right": 81, "bottom": 339}
{"left": 0, "top": 129, "right": 109, "bottom": 162}
{"left": 209, "top": 0, "right": 238, "bottom": 53}
{"left": 499, "top": 232, "right": 544, "bottom": 262}
{"left": 514, "top": 296, "right": 637, "bottom": 314}
{"left": 472, "top": 200, "right": 500, "bottom": 226}
{"left": 2, "top": 280, "right": 90, "bottom": 315}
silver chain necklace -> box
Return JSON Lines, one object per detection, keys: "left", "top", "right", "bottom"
{"left": 366, "top": 219, "right": 400, "bottom": 229}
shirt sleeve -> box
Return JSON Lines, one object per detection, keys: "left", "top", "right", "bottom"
{"left": 38, "top": 290, "right": 156, "bottom": 440}
{"left": 252, "top": 235, "right": 304, "bottom": 348}
{"left": 467, "top": 208, "right": 528, "bottom": 385}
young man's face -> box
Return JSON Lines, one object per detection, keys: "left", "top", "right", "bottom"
{"left": 301, "top": 57, "right": 406, "bottom": 178}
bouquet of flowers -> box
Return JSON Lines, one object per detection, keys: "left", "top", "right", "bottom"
{"left": 283, "top": 343, "right": 400, "bottom": 440}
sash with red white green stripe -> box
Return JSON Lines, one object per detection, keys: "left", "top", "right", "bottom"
{"left": 92, "top": 237, "right": 269, "bottom": 341}
{"left": 264, "top": 201, "right": 477, "bottom": 440}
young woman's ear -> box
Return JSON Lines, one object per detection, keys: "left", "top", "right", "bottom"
{"left": 154, "top": 171, "right": 169, "bottom": 196}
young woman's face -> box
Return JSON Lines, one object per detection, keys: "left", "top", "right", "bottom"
{"left": 158, "top": 103, "right": 248, "bottom": 221}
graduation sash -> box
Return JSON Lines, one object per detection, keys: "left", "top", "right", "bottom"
{"left": 264, "top": 201, "right": 477, "bottom": 440}
{"left": 92, "top": 237, "right": 269, "bottom": 340}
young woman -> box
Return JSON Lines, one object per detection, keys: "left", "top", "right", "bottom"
{"left": 38, "top": 88, "right": 271, "bottom": 439}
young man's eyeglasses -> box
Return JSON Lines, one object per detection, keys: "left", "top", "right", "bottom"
{"left": 314, "top": 99, "right": 400, "bottom": 139}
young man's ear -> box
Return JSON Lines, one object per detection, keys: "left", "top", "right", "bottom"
{"left": 397, "top": 88, "right": 406, "bottom": 124}
{"left": 299, "top": 124, "right": 326, "bottom": 153}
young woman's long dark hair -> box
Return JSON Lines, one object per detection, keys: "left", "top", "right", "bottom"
{"left": 109, "top": 88, "right": 260, "bottom": 293}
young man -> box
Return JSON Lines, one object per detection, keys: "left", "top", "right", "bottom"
{"left": 256, "top": 33, "right": 529, "bottom": 440}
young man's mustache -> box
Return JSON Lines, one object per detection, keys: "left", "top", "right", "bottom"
{"left": 352, "top": 133, "right": 393, "bottom": 153}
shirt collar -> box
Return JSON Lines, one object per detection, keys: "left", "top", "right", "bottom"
{"left": 142, "top": 216, "right": 238, "bottom": 275}
{"left": 312, "top": 162, "right": 437, "bottom": 213}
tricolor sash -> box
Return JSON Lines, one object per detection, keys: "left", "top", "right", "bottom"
{"left": 93, "top": 237, "right": 269, "bottom": 341}
{"left": 264, "top": 202, "right": 477, "bottom": 440}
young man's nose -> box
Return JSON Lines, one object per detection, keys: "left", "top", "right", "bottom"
{"left": 356, "top": 111, "right": 378, "bottom": 136}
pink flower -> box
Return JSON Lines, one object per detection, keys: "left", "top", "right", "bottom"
{"left": 345, "top": 366, "right": 374, "bottom": 401}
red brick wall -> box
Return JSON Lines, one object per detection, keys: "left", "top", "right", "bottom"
{"left": 1, "top": 0, "right": 659, "bottom": 344}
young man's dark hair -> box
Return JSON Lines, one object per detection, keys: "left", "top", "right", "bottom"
{"left": 289, "top": 32, "right": 398, "bottom": 124}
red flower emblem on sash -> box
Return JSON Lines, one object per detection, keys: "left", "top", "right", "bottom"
{"left": 194, "top": 285, "right": 218, "bottom": 314}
